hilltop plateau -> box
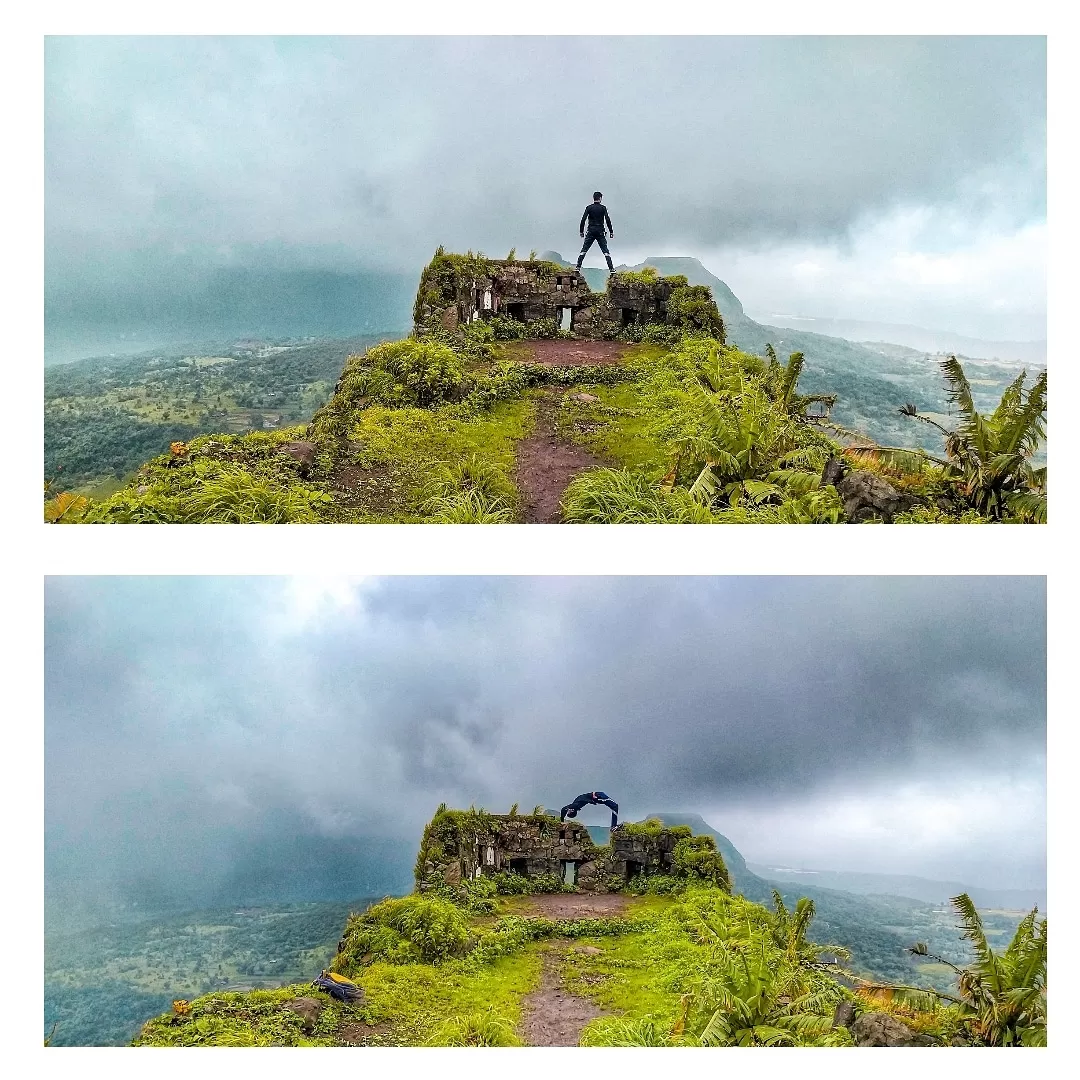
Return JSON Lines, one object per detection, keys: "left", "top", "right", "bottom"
{"left": 45, "top": 252, "right": 1046, "bottom": 524}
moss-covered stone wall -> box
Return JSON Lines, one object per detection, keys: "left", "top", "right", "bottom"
{"left": 415, "top": 807, "right": 701, "bottom": 893}
{"left": 412, "top": 250, "right": 723, "bottom": 341}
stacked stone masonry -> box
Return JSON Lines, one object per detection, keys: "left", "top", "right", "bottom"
{"left": 415, "top": 258, "right": 684, "bottom": 339}
{"left": 418, "top": 813, "right": 687, "bottom": 893}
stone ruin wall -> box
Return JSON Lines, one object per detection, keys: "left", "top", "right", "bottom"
{"left": 414, "top": 257, "right": 681, "bottom": 339}
{"left": 418, "top": 813, "right": 685, "bottom": 894}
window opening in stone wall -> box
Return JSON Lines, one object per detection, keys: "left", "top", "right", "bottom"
{"left": 506, "top": 302, "right": 526, "bottom": 322}
{"left": 509, "top": 858, "right": 528, "bottom": 877}
{"left": 559, "top": 307, "right": 572, "bottom": 331}
{"left": 624, "top": 860, "right": 644, "bottom": 881}
{"left": 482, "top": 289, "right": 492, "bottom": 310}
{"left": 620, "top": 307, "right": 638, "bottom": 327}
{"left": 562, "top": 860, "right": 578, "bottom": 886}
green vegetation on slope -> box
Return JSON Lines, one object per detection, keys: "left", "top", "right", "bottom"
{"left": 44, "top": 899, "right": 372, "bottom": 1046}
{"left": 131, "top": 880, "right": 1046, "bottom": 1047}
{"left": 44, "top": 337, "right": 389, "bottom": 492}
{"left": 48, "top": 291, "right": 1046, "bottom": 523}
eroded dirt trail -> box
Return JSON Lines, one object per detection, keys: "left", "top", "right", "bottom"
{"left": 516, "top": 892, "right": 629, "bottom": 1046}
{"left": 516, "top": 339, "right": 630, "bottom": 367}
{"left": 513, "top": 340, "right": 629, "bottom": 523}
{"left": 519, "top": 946, "right": 607, "bottom": 1046}
{"left": 514, "top": 390, "right": 603, "bottom": 523}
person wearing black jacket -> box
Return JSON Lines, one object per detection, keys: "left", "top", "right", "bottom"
{"left": 576, "top": 192, "right": 615, "bottom": 274}
{"left": 560, "top": 791, "right": 619, "bottom": 828}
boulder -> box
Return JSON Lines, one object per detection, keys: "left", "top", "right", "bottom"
{"left": 280, "top": 440, "right": 317, "bottom": 477}
{"left": 832, "top": 1000, "right": 856, "bottom": 1029}
{"left": 850, "top": 1011, "right": 934, "bottom": 1046}
{"left": 835, "top": 469, "right": 915, "bottom": 523}
{"left": 821, "top": 456, "right": 846, "bottom": 489}
{"left": 571, "top": 392, "right": 600, "bottom": 404}
{"left": 284, "top": 996, "right": 326, "bottom": 1033}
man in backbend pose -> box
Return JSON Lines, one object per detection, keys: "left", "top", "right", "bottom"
{"left": 576, "top": 192, "right": 615, "bottom": 274}
{"left": 560, "top": 791, "right": 619, "bottom": 828}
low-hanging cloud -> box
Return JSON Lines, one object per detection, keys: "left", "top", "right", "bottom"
{"left": 45, "top": 576, "right": 1046, "bottom": 907}
{"left": 44, "top": 37, "right": 1045, "bottom": 341}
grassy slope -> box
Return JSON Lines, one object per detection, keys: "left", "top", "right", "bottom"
{"left": 45, "top": 900, "right": 371, "bottom": 1047}
{"left": 133, "top": 893, "right": 664, "bottom": 1047}
{"left": 56, "top": 325, "right": 1039, "bottom": 524}
{"left": 44, "top": 337, "right": 389, "bottom": 492}
{"left": 135, "top": 884, "right": 977, "bottom": 1047}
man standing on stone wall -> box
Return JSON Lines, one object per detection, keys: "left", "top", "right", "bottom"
{"left": 576, "top": 192, "right": 615, "bottom": 274}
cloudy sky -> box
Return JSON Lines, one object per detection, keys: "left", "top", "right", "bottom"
{"left": 45, "top": 36, "right": 1045, "bottom": 342}
{"left": 45, "top": 576, "right": 1046, "bottom": 911}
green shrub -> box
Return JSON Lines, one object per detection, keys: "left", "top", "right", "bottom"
{"left": 459, "top": 318, "right": 498, "bottom": 362}
{"left": 488, "top": 315, "right": 562, "bottom": 341}
{"left": 672, "top": 836, "right": 732, "bottom": 891}
{"left": 641, "top": 323, "right": 685, "bottom": 348}
{"left": 421, "top": 453, "right": 516, "bottom": 523}
{"left": 343, "top": 339, "right": 466, "bottom": 408}
{"left": 426, "top": 1011, "right": 523, "bottom": 1046}
{"left": 625, "top": 874, "right": 686, "bottom": 896}
{"left": 85, "top": 458, "right": 332, "bottom": 524}
{"left": 562, "top": 469, "right": 718, "bottom": 523}
{"left": 453, "top": 876, "right": 499, "bottom": 914}
{"left": 667, "top": 285, "right": 726, "bottom": 340}
{"left": 614, "top": 266, "right": 660, "bottom": 286}
{"left": 621, "top": 321, "right": 685, "bottom": 346}
{"left": 333, "top": 895, "right": 472, "bottom": 972}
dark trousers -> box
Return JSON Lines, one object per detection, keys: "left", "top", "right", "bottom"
{"left": 577, "top": 228, "right": 613, "bottom": 269}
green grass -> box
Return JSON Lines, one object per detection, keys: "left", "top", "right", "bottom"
{"left": 54, "top": 332, "right": 1042, "bottom": 524}
{"left": 343, "top": 395, "right": 535, "bottom": 520}
{"left": 133, "top": 940, "right": 543, "bottom": 1046}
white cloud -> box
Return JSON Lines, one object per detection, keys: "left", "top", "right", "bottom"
{"left": 274, "top": 576, "right": 369, "bottom": 631}
{"left": 714, "top": 210, "right": 1046, "bottom": 340}
{"left": 711, "top": 766, "right": 1046, "bottom": 887}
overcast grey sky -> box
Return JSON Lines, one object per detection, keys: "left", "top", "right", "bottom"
{"left": 45, "top": 36, "right": 1046, "bottom": 340}
{"left": 45, "top": 576, "right": 1046, "bottom": 909}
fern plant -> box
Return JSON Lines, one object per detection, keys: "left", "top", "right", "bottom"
{"left": 899, "top": 357, "right": 1046, "bottom": 521}
{"left": 906, "top": 893, "right": 1046, "bottom": 1046}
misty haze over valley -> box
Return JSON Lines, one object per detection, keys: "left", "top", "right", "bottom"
{"left": 46, "top": 36, "right": 1045, "bottom": 366}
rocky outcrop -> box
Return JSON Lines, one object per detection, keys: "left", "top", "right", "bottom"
{"left": 821, "top": 457, "right": 916, "bottom": 523}
{"left": 280, "top": 440, "right": 317, "bottom": 478}
{"left": 847, "top": 1010, "right": 935, "bottom": 1047}
{"left": 284, "top": 996, "right": 326, "bottom": 1033}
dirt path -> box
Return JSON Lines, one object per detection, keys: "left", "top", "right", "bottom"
{"left": 519, "top": 945, "right": 608, "bottom": 1046}
{"left": 514, "top": 389, "right": 603, "bottom": 523}
{"left": 515, "top": 892, "right": 631, "bottom": 919}
{"left": 515, "top": 339, "right": 631, "bottom": 367}
{"left": 516, "top": 892, "right": 628, "bottom": 1046}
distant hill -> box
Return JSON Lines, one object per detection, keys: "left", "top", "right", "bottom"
{"left": 754, "top": 314, "right": 1045, "bottom": 367}
{"left": 46, "top": 267, "right": 417, "bottom": 366}
{"left": 749, "top": 864, "right": 1046, "bottom": 913}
